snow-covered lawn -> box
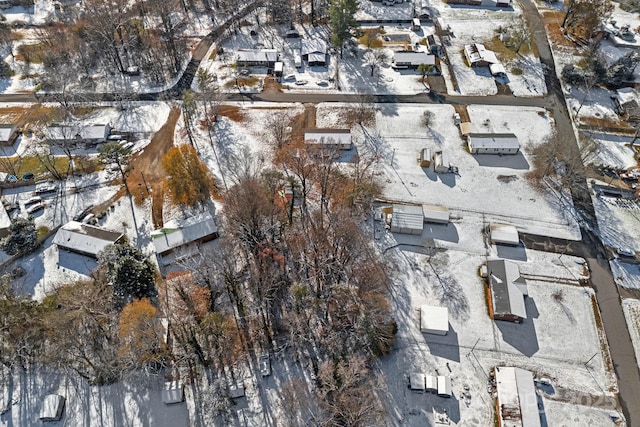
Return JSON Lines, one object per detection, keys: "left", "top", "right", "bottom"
{"left": 0, "top": 370, "right": 188, "bottom": 427}
{"left": 317, "top": 103, "right": 580, "bottom": 239}
{"left": 622, "top": 298, "right": 640, "bottom": 374}
{"left": 590, "top": 184, "right": 640, "bottom": 256}
{"left": 585, "top": 131, "right": 638, "bottom": 170}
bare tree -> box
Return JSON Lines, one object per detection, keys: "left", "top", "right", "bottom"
{"left": 363, "top": 49, "right": 389, "bottom": 77}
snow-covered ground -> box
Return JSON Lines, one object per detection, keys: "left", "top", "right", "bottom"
{"left": 611, "top": 260, "right": 640, "bottom": 291}
{"left": 585, "top": 130, "right": 638, "bottom": 170}
{"left": 317, "top": 102, "right": 580, "bottom": 239}
{"left": 376, "top": 240, "right": 614, "bottom": 426}
{"left": 622, "top": 298, "right": 640, "bottom": 373}
{"left": 0, "top": 369, "right": 188, "bottom": 427}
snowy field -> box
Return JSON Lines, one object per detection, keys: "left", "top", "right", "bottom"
{"left": 375, "top": 242, "right": 614, "bottom": 426}
{"left": 316, "top": 102, "right": 580, "bottom": 239}
{"left": 584, "top": 131, "right": 638, "bottom": 170}
{"left": 622, "top": 298, "right": 640, "bottom": 374}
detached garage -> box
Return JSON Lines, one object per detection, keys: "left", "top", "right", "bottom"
{"left": 490, "top": 223, "right": 519, "bottom": 246}
{"left": 420, "top": 305, "right": 449, "bottom": 335}
{"left": 40, "top": 394, "right": 65, "bottom": 421}
{"left": 423, "top": 204, "right": 450, "bottom": 224}
{"left": 390, "top": 204, "right": 424, "bottom": 235}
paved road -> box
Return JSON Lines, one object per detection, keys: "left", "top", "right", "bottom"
{"left": 519, "top": 0, "right": 640, "bottom": 423}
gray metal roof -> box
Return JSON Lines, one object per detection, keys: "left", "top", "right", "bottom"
{"left": 487, "top": 259, "right": 527, "bottom": 319}
{"left": 495, "top": 367, "right": 541, "bottom": 427}
{"left": 53, "top": 221, "right": 124, "bottom": 257}
{"left": 45, "top": 124, "right": 110, "bottom": 142}
{"left": 391, "top": 204, "right": 424, "bottom": 232}
{"left": 152, "top": 212, "right": 217, "bottom": 255}
{"left": 301, "top": 39, "right": 327, "bottom": 55}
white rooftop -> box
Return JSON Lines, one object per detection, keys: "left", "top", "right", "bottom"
{"left": 236, "top": 49, "right": 278, "bottom": 63}
{"left": 420, "top": 305, "right": 449, "bottom": 334}
{"left": 422, "top": 204, "right": 450, "bottom": 223}
{"left": 0, "top": 124, "right": 16, "bottom": 143}
{"left": 490, "top": 223, "right": 520, "bottom": 245}
{"left": 468, "top": 133, "right": 520, "bottom": 151}
{"left": 495, "top": 367, "right": 541, "bottom": 427}
{"left": 152, "top": 212, "right": 218, "bottom": 256}
{"left": 45, "top": 124, "right": 110, "bottom": 142}
{"left": 301, "top": 39, "right": 327, "bottom": 55}
{"left": 52, "top": 221, "right": 124, "bottom": 258}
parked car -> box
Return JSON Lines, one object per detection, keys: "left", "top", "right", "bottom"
{"left": 121, "top": 142, "right": 135, "bottom": 151}
{"left": 21, "top": 172, "right": 34, "bottom": 181}
{"left": 316, "top": 80, "right": 329, "bottom": 86}
{"left": 259, "top": 354, "right": 271, "bottom": 377}
{"left": 24, "top": 196, "right": 43, "bottom": 207}
{"left": 5, "top": 175, "right": 17, "bottom": 183}
{"left": 382, "top": 0, "right": 395, "bottom": 5}
{"left": 35, "top": 181, "right": 57, "bottom": 194}
{"left": 107, "top": 134, "right": 124, "bottom": 141}
{"left": 284, "top": 74, "right": 296, "bottom": 81}
{"left": 295, "top": 79, "right": 308, "bottom": 86}
{"left": 26, "top": 202, "right": 44, "bottom": 215}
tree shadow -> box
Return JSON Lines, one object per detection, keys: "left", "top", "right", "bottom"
{"left": 470, "top": 152, "right": 530, "bottom": 170}
{"left": 495, "top": 297, "right": 540, "bottom": 357}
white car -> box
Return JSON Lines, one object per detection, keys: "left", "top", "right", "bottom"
{"left": 24, "top": 196, "right": 42, "bottom": 207}
{"left": 26, "top": 202, "right": 44, "bottom": 215}
{"left": 316, "top": 80, "right": 329, "bottom": 86}
{"left": 294, "top": 79, "right": 308, "bottom": 86}
{"left": 284, "top": 74, "right": 296, "bottom": 81}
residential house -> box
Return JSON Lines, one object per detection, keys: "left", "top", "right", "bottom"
{"left": 45, "top": 124, "right": 111, "bottom": 147}
{"left": 0, "top": 124, "right": 18, "bottom": 146}
{"left": 53, "top": 221, "right": 125, "bottom": 258}
{"left": 467, "top": 133, "right": 520, "bottom": 154}
{"left": 486, "top": 259, "right": 528, "bottom": 323}
{"left": 495, "top": 367, "right": 542, "bottom": 427}
{"left": 236, "top": 49, "right": 279, "bottom": 69}
{"left": 304, "top": 129, "right": 352, "bottom": 150}
{"left": 152, "top": 212, "right": 218, "bottom": 265}
{"left": 464, "top": 43, "right": 499, "bottom": 67}
{"left": 392, "top": 52, "right": 438, "bottom": 71}
{"left": 301, "top": 39, "right": 327, "bottom": 66}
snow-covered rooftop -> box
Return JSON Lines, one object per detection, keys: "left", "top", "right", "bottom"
{"left": 495, "top": 367, "right": 541, "bottom": 427}
{"left": 151, "top": 212, "right": 218, "bottom": 256}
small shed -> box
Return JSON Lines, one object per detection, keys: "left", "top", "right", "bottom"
{"left": 293, "top": 49, "right": 302, "bottom": 68}
{"left": 412, "top": 18, "right": 421, "bottom": 31}
{"left": 410, "top": 373, "right": 426, "bottom": 392}
{"left": 40, "top": 394, "right": 65, "bottom": 421}
{"left": 152, "top": 212, "right": 219, "bottom": 264}
{"left": 274, "top": 61, "right": 283, "bottom": 76}
{"left": 437, "top": 376, "right": 452, "bottom": 397}
{"left": 162, "top": 381, "right": 184, "bottom": 404}
{"left": 419, "top": 148, "right": 432, "bottom": 167}
{"left": 229, "top": 382, "right": 245, "bottom": 398}
{"left": 390, "top": 204, "right": 424, "bottom": 235}
{"left": 433, "top": 150, "right": 450, "bottom": 173}
{"left": 467, "top": 133, "right": 520, "bottom": 155}
{"left": 420, "top": 305, "right": 449, "bottom": 335}
{"left": 425, "top": 375, "right": 437, "bottom": 393}
{"left": 423, "top": 204, "right": 450, "bottom": 224}
{"left": 490, "top": 223, "right": 519, "bottom": 246}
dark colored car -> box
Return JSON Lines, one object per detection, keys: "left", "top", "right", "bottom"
{"left": 22, "top": 172, "right": 34, "bottom": 181}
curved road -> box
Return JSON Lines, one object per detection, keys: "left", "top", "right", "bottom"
{"left": 0, "top": 0, "right": 638, "bottom": 423}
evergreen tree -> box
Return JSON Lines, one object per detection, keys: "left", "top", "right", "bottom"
{"left": 1, "top": 217, "right": 37, "bottom": 255}
{"left": 98, "top": 243, "right": 157, "bottom": 307}
{"left": 328, "top": 0, "right": 359, "bottom": 58}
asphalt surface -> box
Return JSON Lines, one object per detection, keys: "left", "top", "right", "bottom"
{"left": 1, "top": 1, "right": 639, "bottom": 423}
